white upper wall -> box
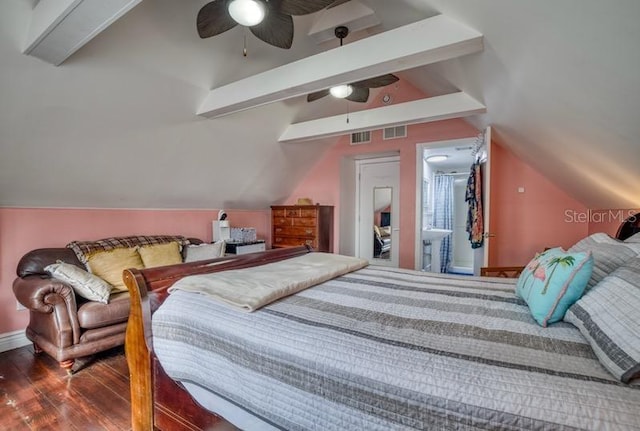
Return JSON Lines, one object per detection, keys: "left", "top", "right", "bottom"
{"left": 405, "top": 0, "right": 640, "bottom": 208}
{"left": 23, "top": 0, "right": 142, "bottom": 65}
{"left": 1, "top": 0, "right": 639, "bottom": 209}
{"left": 0, "top": 0, "right": 335, "bottom": 209}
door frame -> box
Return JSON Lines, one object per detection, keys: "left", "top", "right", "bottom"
{"left": 414, "top": 137, "right": 487, "bottom": 271}
{"left": 355, "top": 155, "right": 400, "bottom": 266}
{"left": 472, "top": 127, "right": 492, "bottom": 275}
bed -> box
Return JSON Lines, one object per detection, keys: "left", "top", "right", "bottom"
{"left": 124, "top": 245, "right": 640, "bottom": 431}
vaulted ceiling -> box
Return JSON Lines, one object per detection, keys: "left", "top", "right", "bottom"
{"left": 1, "top": 0, "right": 638, "bottom": 210}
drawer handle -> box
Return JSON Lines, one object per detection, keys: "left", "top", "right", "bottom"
{"left": 275, "top": 238, "right": 282, "bottom": 242}
{"left": 276, "top": 228, "right": 282, "bottom": 233}
{"left": 305, "top": 240, "right": 313, "bottom": 246}
{"left": 305, "top": 229, "right": 313, "bottom": 234}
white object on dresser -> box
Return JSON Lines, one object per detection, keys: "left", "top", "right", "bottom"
{"left": 212, "top": 220, "right": 231, "bottom": 242}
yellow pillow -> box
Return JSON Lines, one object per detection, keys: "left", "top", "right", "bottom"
{"left": 86, "top": 247, "right": 144, "bottom": 292}
{"left": 137, "top": 242, "right": 182, "bottom": 268}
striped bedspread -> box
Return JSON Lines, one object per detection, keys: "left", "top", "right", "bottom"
{"left": 153, "top": 266, "right": 640, "bottom": 430}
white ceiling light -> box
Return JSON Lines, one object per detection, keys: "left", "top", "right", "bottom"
{"left": 426, "top": 155, "right": 449, "bottom": 163}
{"left": 228, "top": 0, "right": 266, "bottom": 27}
{"left": 329, "top": 85, "right": 353, "bottom": 99}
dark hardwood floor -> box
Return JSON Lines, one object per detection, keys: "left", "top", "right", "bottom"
{"left": 0, "top": 344, "right": 131, "bottom": 430}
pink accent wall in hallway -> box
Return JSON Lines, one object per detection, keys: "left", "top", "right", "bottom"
{"left": 488, "top": 143, "right": 589, "bottom": 266}
{"left": 0, "top": 208, "right": 269, "bottom": 334}
{"left": 285, "top": 82, "right": 477, "bottom": 268}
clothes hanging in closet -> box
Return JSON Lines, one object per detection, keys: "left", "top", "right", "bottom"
{"left": 465, "top": 161, "right": 484, "bottom": 249}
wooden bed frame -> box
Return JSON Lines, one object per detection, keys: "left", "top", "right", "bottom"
{"left": 124, "top": 246, "right": 312, "bottom": 431}
{"left": 124, "top": 224, "right": 633, "bottom": 430}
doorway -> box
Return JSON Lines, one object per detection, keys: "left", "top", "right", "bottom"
{"left": 415, "top": 131, "right": 491, "bottom": 274}
{"left": 356, "top": 157, "right": 400, "bottom": 267}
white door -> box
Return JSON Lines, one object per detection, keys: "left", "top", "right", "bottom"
{"left": 473, "top": 127, "right": 492, "bottom": 275}
{"left": 357, "top": 159, "right": 400, "bottom": 267}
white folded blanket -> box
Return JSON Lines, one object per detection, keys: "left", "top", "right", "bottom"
{"left": 168, "top": 253, "right": 368, "bottom": 312}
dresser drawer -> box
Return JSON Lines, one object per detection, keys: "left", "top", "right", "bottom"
{"left": 285, "top": 208, "right": 301, "bottom": 217}
{"left": 300, "top": 209, "right": 318, "bottom": 218}
{"left": 272, "top": 217, "right": 292, "bottom": 227}
{"left": 273, "top": 226, "right": 316, "bottom": 237}
{"left": 273, "top": 207, "right": 317, "bottom": 219}
{"left": 292, "top": 217, "right": 317, "bottom": 227}
{"left": 273, "top": 236, "right": 317, "bottom": 248}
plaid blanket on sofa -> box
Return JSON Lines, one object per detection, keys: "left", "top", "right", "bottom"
{"left": 67, "top": 235, "right": 190, "bottom": 264}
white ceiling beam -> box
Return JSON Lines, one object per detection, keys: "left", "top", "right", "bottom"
{"left": 23, "top": 0, "right": 142, "bottom": 66}
{"left": 307, "top": 0, "right": 380, "bottom": 44}
{"left": 197, "top": 15, "right": 483, "bottom": 118}
{"left": 278, "top": 92, "right": 486, "bottom": 143}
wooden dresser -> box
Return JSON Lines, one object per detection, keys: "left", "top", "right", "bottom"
{"left": 271, "top": 205, "right": 334, "bottom": 252}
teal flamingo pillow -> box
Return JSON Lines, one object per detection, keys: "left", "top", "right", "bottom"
{"left": 516, "top": 248, "right": 593, "bottom": 327}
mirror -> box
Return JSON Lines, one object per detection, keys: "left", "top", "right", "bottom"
{"left": 373, "top": 187, "right": 392, "bottom": 260}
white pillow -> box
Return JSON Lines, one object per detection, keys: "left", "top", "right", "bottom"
{"left": 45, "top": 261, "right": 111, "bottom": 304}
{"left": 625, "top": 231, "right": 640, "bottom": 243}
{"left": 184, "top": 241, "right": 225, "bottom": 263}
{"left": 564, "top": 257, "right": 640, "bottom": 382}
{"left": 569, "top": 233, "right": 638, "bottom": 290}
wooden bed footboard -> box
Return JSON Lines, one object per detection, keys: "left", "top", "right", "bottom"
{"left": 124, "top": 246, "right": 312, "bottom": 431}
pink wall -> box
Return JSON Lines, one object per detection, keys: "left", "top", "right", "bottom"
{"left": 0, "top": 207, "right": 269, "bottom": 334}
{"left": 286, "top": 82, "right": 477, "bottom": 268}
{"left": 587, "top": 209, "right": 640, "bottom": 237}
{"left": 286, "top": 81, "right": 607, "bottom": 270}
{"left": 488, "top": 142, "right": 589, "bottom": 266}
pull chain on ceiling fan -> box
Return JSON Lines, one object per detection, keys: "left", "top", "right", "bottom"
{"left": 197, "top": 0, "right": 348, "bottom": 52}
{"left": 307, "top": 26, "right": 399, "bottom": 103}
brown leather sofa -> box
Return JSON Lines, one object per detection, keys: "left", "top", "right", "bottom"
{"left": 13, "top": 237, "right": 202, "bottom": 372}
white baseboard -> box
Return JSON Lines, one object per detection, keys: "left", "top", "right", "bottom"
{"left": 0, "top": 330, "right": 30, "bottom": 353}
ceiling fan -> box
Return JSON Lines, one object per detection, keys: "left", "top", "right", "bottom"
{"left": 197, "top": 0, "right": 350, "bottom": 50}
{"left": 306, "top": 26, "right": 399, "bottom": 103}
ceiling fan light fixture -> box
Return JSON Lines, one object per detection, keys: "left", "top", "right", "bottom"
{"left": 330, "top": 84, "right": 353, "bottom": 99}
{"left": 228, "top": 0, "right": 266, "bottom": 27}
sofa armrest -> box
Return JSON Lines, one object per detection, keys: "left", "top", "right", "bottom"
{"left": 13, "top": 276, "right": 77, "bottom": 312}
{"left": 13, "top": 276, "right": 81, "bottom": 344}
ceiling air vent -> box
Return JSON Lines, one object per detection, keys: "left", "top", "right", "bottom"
{"left": 383, "top": 125, "right": 407, "bottom": 140}
{"left": 351, "top": 131, "right": 371, "bottom": 145}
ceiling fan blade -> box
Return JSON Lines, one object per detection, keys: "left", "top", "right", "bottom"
{"left": 307, "top": 89, "right": 331, "bottom": 102}
{"left": 351, "top": 74, "right": 400, "bottom": 89}
{"left": 250, "top": 11, "right": 294, "bottom": 49}
{"left": 279, "top": 0, "right": 335, "bottom": 15}
{"left": 197, "top": 0, "right": 238, "bottom": 39}
{"left": 327, "top": 0, "right": 351, "bottom": 9}
{"left": 346, "top": 87, "right": 369, "bottom": 103}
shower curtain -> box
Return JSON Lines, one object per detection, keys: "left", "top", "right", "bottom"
{"left": 433, "top": 174, "right": 454, "bottom": 272}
